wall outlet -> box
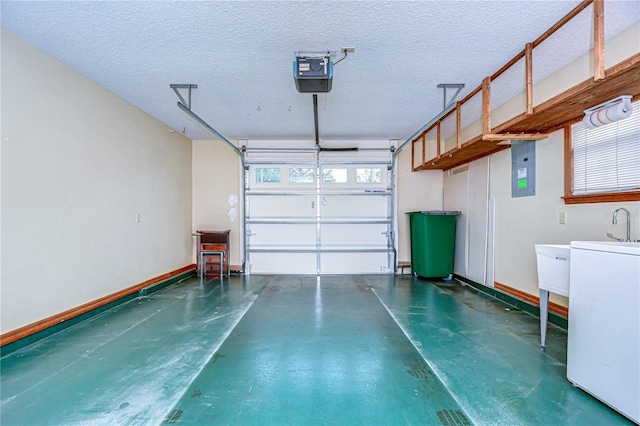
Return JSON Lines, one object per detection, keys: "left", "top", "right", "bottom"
{"left": 559, "top": 211, "right": 567, "bottom": 224}
{"left": 136, "top": 213, "right": 141, "bottom": 223}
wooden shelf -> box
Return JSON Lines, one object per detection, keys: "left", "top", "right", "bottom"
{"left": 411, "top": 1, "right": 640, "bottom": 172}
{"left": 416, "top": 135, "right": 508, "bottom": 171}
{"left": 497, "top": 54, "right": 640, "bottom": 135}
{"left": 418, "top": 53, "right": 640, "bottom": 171}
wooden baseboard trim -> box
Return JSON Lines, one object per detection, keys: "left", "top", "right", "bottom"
{"left": 0, "top": 264, "right": 196, "bottom": 348}
{"left": 494, "top": 281, "right": 568, "bottom": 317}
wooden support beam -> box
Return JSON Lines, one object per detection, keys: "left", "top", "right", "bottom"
{"left": 564, "top": 126, "right": 574, "bottom": 198}
{"left": 525, "top": 43, "right": 534, "bottom": 115}
{"left": 436, "top": 122, "right": 441, "bottom": 157}
{"left": 421, "top": 133, "right": 426, "bottom": 166}
{"left": 456, "top": 101, "right": 462, "bottom": 149}
{"left": 593, "top": 0, "right": 605, "bottom": 81}
{"left": 482, "top": 77, "right": 492, "bottom": 135}
{"left": 482, "top": 133, "right": 549, "bottom": 141}
{"left": 411, "top": 137, "right": 416, "bottom": 171}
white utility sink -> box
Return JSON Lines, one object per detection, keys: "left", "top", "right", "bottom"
{"left": 535, "top": 244, "right": 570, "bottom": 347}
{"left": 571, "top": 240, "right": 640, "bottom": 255}
{"left": 535, "top": 244, "right": 570, "bottom": 296}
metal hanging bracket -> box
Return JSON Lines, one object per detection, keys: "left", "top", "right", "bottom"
{"left": 170, "top": 84, "right": 198, "bottom": 110}
{"left": 171, "top": 83, "right": 243, "bottom": 165}
{"left": 437, "top": 83, "right": 465, "bottom": 110}
{"left": 395, "top": 84, "right": 466, "bottom": 159}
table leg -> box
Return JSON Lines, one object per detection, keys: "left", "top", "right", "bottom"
{"left": 539, "top": 289, "right": 549, "bottom": 348}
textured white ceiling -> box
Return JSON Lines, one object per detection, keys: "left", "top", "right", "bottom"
{"left": 2, "top": 1, "right": 639, "bottom": 143}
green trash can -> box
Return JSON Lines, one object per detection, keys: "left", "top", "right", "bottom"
{"left": 407, "top": 211, "right": 460, "bottom": 278}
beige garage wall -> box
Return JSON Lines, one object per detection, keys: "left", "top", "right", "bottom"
{"left": 192, "top": 140, "right": 242, "bottom": 267}
{"left": 395, "top": 147, "right": 444, "bottom": 263}
{"left": 1, "top": 29, "right": 193, "bottom": 334}
{"left": 490, "top": 132, "right": 639, "bottom": 308}
{"left": 451, "top": 20, "right": 640, "bottom": 308}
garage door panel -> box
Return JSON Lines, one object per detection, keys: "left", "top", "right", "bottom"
{"left": 320, "top": 195, "right": 387, "bottom": 217}
{"left": 320, "top": 252, "right": 389, "bottom": 274}
{"left": 321, "top": 223, "right": 388, "bottom": 246}
{"left": 250, "top": 252, "right": 316, "bottom": 274}
{"left": 250, "top": 223, "right": 316, "bottom": 246}
{"left": 249, "top": 195, "right": 316, "bottom": 218}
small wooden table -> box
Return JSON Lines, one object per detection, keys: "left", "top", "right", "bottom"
{"left": 194, "top": 230, "right": 230, "bottom": 277}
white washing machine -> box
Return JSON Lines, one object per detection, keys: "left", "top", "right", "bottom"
{"left": 567, "top": 241, "right": 640, "bottom": 423}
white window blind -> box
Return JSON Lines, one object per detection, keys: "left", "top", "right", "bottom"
{"left": 572, "top": 99, "right": 640, "bottom": 195}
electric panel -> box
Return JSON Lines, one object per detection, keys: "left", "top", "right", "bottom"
{"left": 511, "top": 140, "right": 536, "bottom": 197}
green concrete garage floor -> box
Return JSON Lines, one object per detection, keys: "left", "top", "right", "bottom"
{"left": 0, "top": 275, "right": 632, "bottom": 425}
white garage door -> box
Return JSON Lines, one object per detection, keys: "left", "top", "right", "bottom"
{"left": 244, "top": 140, "right": 395, "bottom": 275}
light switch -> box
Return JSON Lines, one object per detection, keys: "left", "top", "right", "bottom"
{"left": 559, "top": 212, "right": 567, "bottom": 224}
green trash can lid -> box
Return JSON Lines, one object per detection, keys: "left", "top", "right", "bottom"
{"left": 406, "top": 210, "right": 461, "bottom": 215}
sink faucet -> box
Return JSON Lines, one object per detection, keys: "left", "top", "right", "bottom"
{"left": 612, "top": 207, "right": 631, "bottom": 242}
